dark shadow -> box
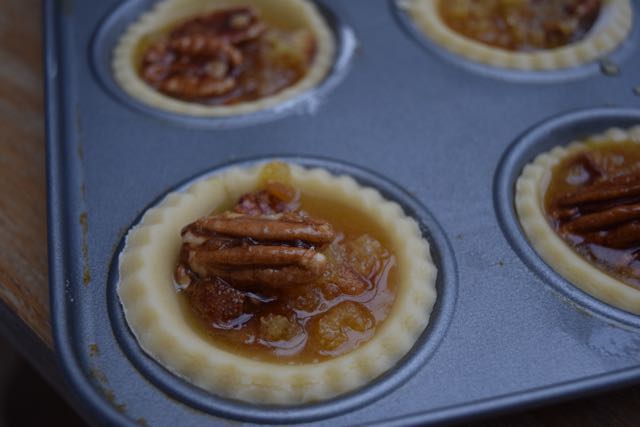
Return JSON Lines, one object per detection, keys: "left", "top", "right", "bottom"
{"left": 1, "top": 359, "right": 88, "bottom": 427}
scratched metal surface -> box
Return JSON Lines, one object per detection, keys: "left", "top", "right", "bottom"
{"left": 46, "top": 0, "right": 640, "bottom": 426}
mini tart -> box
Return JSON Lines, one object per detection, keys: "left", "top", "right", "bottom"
{"left": 516, "top": 126, "right": 640, "bottom": 314}
{"left": 113, "top": 0, "right": 335, "bottom": 117}
{"left": 400, "top": 0, "right": 633, "bottom": 70}
{"left": 117, "top": 163, "right": 437, "bottom": 404}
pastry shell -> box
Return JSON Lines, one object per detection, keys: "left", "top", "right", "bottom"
{"left": 400, "top": 0, "right": 633, "bottom": 70}
{"left": 113, "top": 0, "right": 335, "bottom": 117}
{"left": 117, "top": 163, "right": 438, "bottom": 404}
{"left": 515, "top": 126, "right": 640, "bottom": 314}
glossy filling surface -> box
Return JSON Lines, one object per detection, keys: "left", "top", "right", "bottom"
{"left": 438, "top": 0, "right": 601, "bottom": 51}
{"left": 174, "top": 165, "right": 396, "bottom": 363}
{"left": 138, "top": 6, "right": 316, "bottom": 104}
{"left": 544, "top": 140, "right": 640, "bottom": 289}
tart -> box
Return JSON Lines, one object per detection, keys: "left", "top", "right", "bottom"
{"left": 113, "top": 0, "right": 335, "bottom": 116}
{"left": 516, "top": 126, "right": 640, "bottom": 314}
{"left": 400, "top": 0, "right": 633, "bottom": 70}
{"left": 117, "top": 162, "right": 437, "bottom": 404}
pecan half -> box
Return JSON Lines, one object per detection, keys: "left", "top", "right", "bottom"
{"left": 192, "top": 245, "right": 325, "bottom": 270}
{"left": 582, "top": 221, "right": 640, "bottom": 249}
{"left": 182, "top": 211, "right": 336, "bottom": 288}
{"left": 555, "top": 179, "right": 640, "bottom": 210}
{"left": 193, "top": 212, "right": 335, "bottom": 244}
{"left": 551, "top": 155, "right": 640, "bottom": 250}
{"left": 563, "top": 203, "right": 640, "bottom": 233}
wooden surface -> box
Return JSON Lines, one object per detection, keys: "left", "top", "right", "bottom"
{"left": 0, "top": 0, "right": 51, "bottom": 347}
{"left": 0, "top": 0, "right": 638, "bottom": 425}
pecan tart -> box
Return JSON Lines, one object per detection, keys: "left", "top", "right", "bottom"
{"left": 516, "top": 127, "right": 640, "bottom": 314}
{"left": 400, "top": 0, "right": 632, "bottom": 70}
{"left": 113, "top": 0, "right": 334, "bottom": 116}
{"left": 118, "top": 162, "right": 437, "bottom": 403}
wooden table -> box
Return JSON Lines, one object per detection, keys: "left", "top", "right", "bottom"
{"left": 0, "top": 0, "right": 638, "bottom": 425}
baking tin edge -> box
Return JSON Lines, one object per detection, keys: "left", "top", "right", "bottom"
{"left": 45, "top": 2, "right": 140, "bottom": 426}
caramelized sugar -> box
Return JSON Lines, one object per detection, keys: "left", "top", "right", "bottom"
{"left": 544, "top": 140, "right": 640, "bottom": 289}
{"left": 439, "top": 0, "right": 601, "bottom": 52}
{"left": 176, "top": 172, "right": 397, "bottom": 363}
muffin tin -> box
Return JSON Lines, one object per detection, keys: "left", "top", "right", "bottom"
{"left": 45, "top": 0, "right": 640, "bottom": 426}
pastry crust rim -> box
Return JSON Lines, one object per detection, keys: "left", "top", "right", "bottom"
{"left": 112, "top": 0, "right": 336, "bottom": 117}
{"left": 117, "top": 163, "right": 438, "bottom": 404}
{"left": 515, "top": 126, "right": 640, "bottom": 315}
{"left": 400, "top": 0, "right": 633, "bottom": 71}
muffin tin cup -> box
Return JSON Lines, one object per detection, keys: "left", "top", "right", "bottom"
{"left": 107, "top": 156, "right": 457, "bottom": 424}
{"left": 91, "top": 0, "right": 356, "bottom": 128}
{"left": 494, "top": 107, "right": 640, "bottom": 330}
{"left": 392, "top": 0, "right": 640, "bottom": 83}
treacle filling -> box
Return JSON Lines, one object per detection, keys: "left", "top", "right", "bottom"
{"left": 139, "top": 6, "right": 316, "bottom": 104}
{"left": 174, "top": 164, "right": 396, "bottom": 363}
{"left": 438, "top": 0, "right": 601, "bottom": 52}
{"left": 545, "top": 140, "right": 640, "bottom": 289}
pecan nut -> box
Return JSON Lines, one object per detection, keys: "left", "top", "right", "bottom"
{"left": 563, "top": 203, "right": 640, "bottom": 233}
{"left": 192, "top": 212, "right": 335, "bottom": 244}
{"left": 182, "top": 212, "right": 336, "bottom": 288}
{"left": 140, "top": 6, "right": 266, "bottom": 100}
{"left": 552, "top": 156, "right": 640, "bottom": 250}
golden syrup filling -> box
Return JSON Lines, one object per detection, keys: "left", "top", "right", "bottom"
{"left": 174, "top": 165, "right": 397, "bottom": 363}
{"left": 545, "top": 140, "right": 640, "bottom": 289}
{"left": 438, "top": 0, "right": 601, "bottom": 52}
{"left": 138, "top": 6, "right": 316, "bottom": 104}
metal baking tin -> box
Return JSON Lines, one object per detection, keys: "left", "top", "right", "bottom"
{"left": 45, "top": 0, "right": 640, "bottom": 426}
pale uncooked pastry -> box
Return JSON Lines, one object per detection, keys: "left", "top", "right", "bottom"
{"left": 516, "top": 126, "right": 640, "bottom": 314}
{"left": 400, "top": 0, "right": 633, "bottom": 70}
{"left": 113, "top": 0, "right": 335, "bottom": 117}
{"left": 118, "top": 163, "right": 437, "bottom": 404}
